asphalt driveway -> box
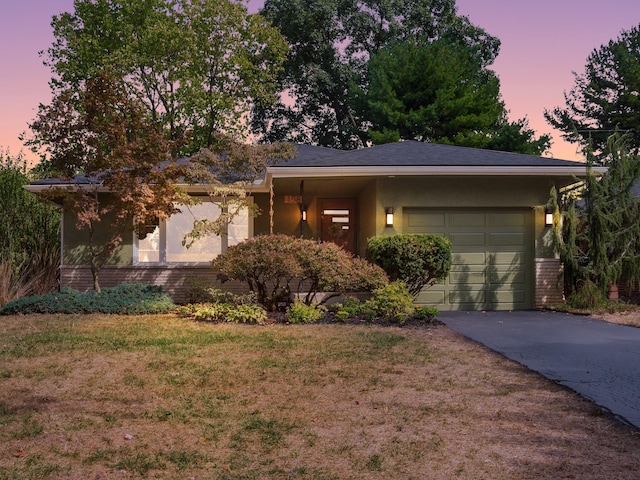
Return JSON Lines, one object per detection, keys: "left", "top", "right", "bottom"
{"left": 438, "top": 310, "right": 640, "bottom": 429}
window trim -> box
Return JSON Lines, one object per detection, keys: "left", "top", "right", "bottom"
{"left": 133, "top": 198, "right": 252, "bottom": 266}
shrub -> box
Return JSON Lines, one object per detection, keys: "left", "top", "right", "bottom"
{"left": 333, "top": 297, "right": 370, "bottom": 321}
{"left": 286, "top": 301, "right": 326, "bottom": 324}
{"left": 0, "top": 284, "right": 175, "bottom": 315}
{"left": 186, "top": 279, "right": 257, "bottom": 305}
{"left": 566, "top": 280, "right": 608, "bottom": 310}
{"left": 225, "top": 304, "right": 268, "bottom": 324}
{"left": 212, "top": 234, "right": 388, "bottom": 311}
{"left": 366, "top": 234, "right": 452, "bottom": 297}
{"left": 0, "top": 151, "right": 61, "bottom": 305}
{"left": 178, "top": 302, "right": 267, "bottom": 324}
{"left": 365, "top": 281, "right": 415, "bottom": 324}
{"left": 414, "top": 306, "right": 439, "bottom": 322}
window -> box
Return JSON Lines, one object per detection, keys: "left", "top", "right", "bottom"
{"left": 135, "top": 200, "right": 251, "bottom": 265}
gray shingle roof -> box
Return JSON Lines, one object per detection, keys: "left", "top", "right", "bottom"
{"left": 275, "top": 140, "right": 586, "bottom": 168}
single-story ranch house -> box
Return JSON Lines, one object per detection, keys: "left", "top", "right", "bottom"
{"left": 27, "top": 141, "right": 604, "bottom": 311}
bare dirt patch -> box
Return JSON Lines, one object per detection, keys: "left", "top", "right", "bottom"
{"left": 592, "top": 306, "right": 640, "bottom": 328}
{"left": 0, "top": 314, "right": 638, "bottom": 479}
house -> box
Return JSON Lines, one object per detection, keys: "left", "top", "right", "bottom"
{"left": 26, "top": 141, "right": 602, "bottom": 310}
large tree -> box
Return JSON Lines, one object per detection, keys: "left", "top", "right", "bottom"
{"left": 29, "top": 71, "right": 188, "bottom": 292}
{"left": 45, "top": 0, "right": 289, "bottom": 154}
{"left": 552, "top": 134, "right": 640, "bottom": 297}
{"left": 254, "top": 0, "right": 549, "bottom": 154}
{"left": 545, "top": 24, "right": 640, "bottom": 158}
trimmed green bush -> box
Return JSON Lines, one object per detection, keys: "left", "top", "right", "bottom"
{"left": 286, "top": 301, "right": 326, "bottom": 324}
{"left": 212, "top": 234, "right": 388, "bottom": 311}
{"left": 366, "top": 234, "right": 452, "bottom": 297}
{"left": 0, "top": 284, "right": 175, "bottom": 315}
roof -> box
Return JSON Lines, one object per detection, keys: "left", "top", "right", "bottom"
{"left": 267, "top": 141, "right": 606, "bottom": 180}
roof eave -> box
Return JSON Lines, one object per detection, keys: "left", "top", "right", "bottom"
{"left": 267, "top": 165, "right": 606, "bottom": 178}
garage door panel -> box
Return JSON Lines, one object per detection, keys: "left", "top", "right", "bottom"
{"left": 449, "top": 213, "right": 486, "bottom": 227}
{"left": 449, "top": 289, "right": 486, "bottom": 305}
{"left": 416, "top": 289, "right": 446, "bottom": 304}
{"left": 488, "top": 213, "right": 527, "bottom": 227}
{"left": 488, "top": 232, "right": 526, "bottom": 246}
{"left": 488, "top": 270, "right": 526, "bottom": 285}
{"left": 452, "top": 252, "right": 485, "bottom": 265}
{"left": 450, "top": 232, "right": 485, "bottom": 246}
{"left": 407, "top": 213, "right": 445, "bottom": 228}
{"left": 491, "top": 252, "right": 525, "bottom": 265}
{"left": 450, "top": 271, "right": 485, "bottom": 285}
{"left": 489, "top": 289, "right": 526, "bottom": 304}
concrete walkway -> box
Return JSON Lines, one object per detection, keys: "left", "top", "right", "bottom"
{"left": 438, "top": 310, "right": 640, "bottom": 429}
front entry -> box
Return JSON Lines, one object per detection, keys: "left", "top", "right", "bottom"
{"left": 319, "top": 199, "right": 357, "bottom": 254}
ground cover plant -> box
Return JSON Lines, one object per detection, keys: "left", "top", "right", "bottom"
{"left": 0, "top": 314, "right": 638, "bottom": 479}
{"left": 0, "top": 284, "right": 175, "bottom": 316}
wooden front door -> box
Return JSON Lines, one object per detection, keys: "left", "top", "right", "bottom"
{"left": 319, "top": 199, "right": 357, "bottom": 254}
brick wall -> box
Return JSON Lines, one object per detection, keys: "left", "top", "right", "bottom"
{"left": 534, "top": 258, "right": 564, "bottom": 308}
{"left": 60, "top": 265, "right": 249, "bottom": 304}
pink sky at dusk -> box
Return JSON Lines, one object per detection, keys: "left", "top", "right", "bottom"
{"left": 1, "top": 0, "right": 639, "bottom": 163}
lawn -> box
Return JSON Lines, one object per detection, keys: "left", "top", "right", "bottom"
{"left": 0, "top": 314, "right": 638, "bottom": 479}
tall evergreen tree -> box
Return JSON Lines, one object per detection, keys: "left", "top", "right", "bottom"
{"left": 545, "top": 24, "right": 640, "bottom": 158}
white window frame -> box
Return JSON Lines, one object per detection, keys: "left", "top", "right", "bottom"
{"left": 133, "top": 198, "right": 253, "bottom": 266}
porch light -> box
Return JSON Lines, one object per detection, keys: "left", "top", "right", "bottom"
{"left": 385, "top": 207, "right": 394, "bottom": 227}
{"left": 545, "top": 207, "right": 553, "bottom": 226}
{"left": 301, "top": 206, "right": 307, "bottom": 222}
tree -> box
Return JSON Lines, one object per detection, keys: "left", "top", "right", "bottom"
{"left": 254, "top": 0, "right": 548, "bottom": 154}
{"left": 28, "top": 71, "right": 188, "bottom": 292}
{"left": 358, "top": 39, "right": 549, "bottom": 153}
{"left": 45, "top": 0, "right": 289, "bottom": 154}
{"left": 552, "top": 134, "right": 640, "bottom": 297}
{"left": 544, "top": 24, "right": 640, "bottom": 158}
{"left": 0, "top": 150, "right": 60, "bottom": 303}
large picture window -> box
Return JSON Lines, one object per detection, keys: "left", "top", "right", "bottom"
{"left": 135, "top": 200, "right": 251, "bottom": 265}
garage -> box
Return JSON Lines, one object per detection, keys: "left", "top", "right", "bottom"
{"left": 404, "top": 208, "right": 533, "bottom": 311}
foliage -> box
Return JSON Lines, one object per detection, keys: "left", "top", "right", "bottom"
{"left": 364, "top": 281, "right": 415, "bottom": 324}
{"left": 255, "top": 0, "right": 549, "bottom": 154}
{"left": 43, "top": 0, "right": 289, "bottom": 153}
{"left": 366, "top": 234, "right": 452, "bottom": 297}
{"left": 333, "top": 296, "right": 371, "bottom": 321}
{"left": 180, "top": 137, "right": 295, "bottom": 246}
{"left": 180, "top": 302, "right": 267, "bottom": 325}
{"left": 27, "top": 71, "right": 188, "bottom": 292}
{"left": 551, "top": 134, "right": 640, "bottom": 295}
{"left": 212, "top": 234, "right": 388, "bottom": 311}
{"left": 544, "top": 23, "right": 640, "bottom": 158}
{"left": 0, "top": 150, "right": 60, "bottom": 304}
{"left": 360, "top": 39, "right": 549, "bottom": 153}
{"left": 0, "top": 284, "right": 175, "bottom": 316}
{"left": 414, "top": 306, "right": 439, "bottom": 322}
{"left": 187, "top": 279, "right": 257, "bottom": 305}
{"left": 566, "top": 280, "right": 608, "bottom": 310}
{"left": 286, "top": 301, "right": 326, "bottom": 324}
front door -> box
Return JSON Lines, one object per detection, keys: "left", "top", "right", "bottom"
{"left": 319, "top": 199, "right": 357, "bottom": 254}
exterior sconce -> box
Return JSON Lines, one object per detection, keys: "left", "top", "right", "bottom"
{"left": 301, "top": 206, "right": 307, "bottom": 222}
{"left": 385, "top": 207, "right": 394, "bottom": 227}
{"left": 545, "top": 207, "right": 553, "bottom": 226}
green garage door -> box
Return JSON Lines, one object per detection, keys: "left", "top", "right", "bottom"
{"left": 405, "top": 208, "right": 533, "bottom": 311}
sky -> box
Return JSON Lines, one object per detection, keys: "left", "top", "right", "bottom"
{"left": 1, "top": 0, "right": 639, "bottom": 164}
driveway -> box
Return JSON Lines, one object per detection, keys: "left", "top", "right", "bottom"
{"left": 438, "top": 310, "right": 640, "bottom": 429}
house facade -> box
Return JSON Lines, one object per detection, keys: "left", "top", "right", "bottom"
{"left": 28, "top": 141, "right": 601, "bottom": 310}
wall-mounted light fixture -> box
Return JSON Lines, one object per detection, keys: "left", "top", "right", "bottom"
{"left": 545, "top": 207, "right": 553, "bottom": 226}
{"left": 385, "top": 207, "right": 394, "bottom": 227}
{"left": 301, "top": 206, "right": 307, "bottom": 222}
